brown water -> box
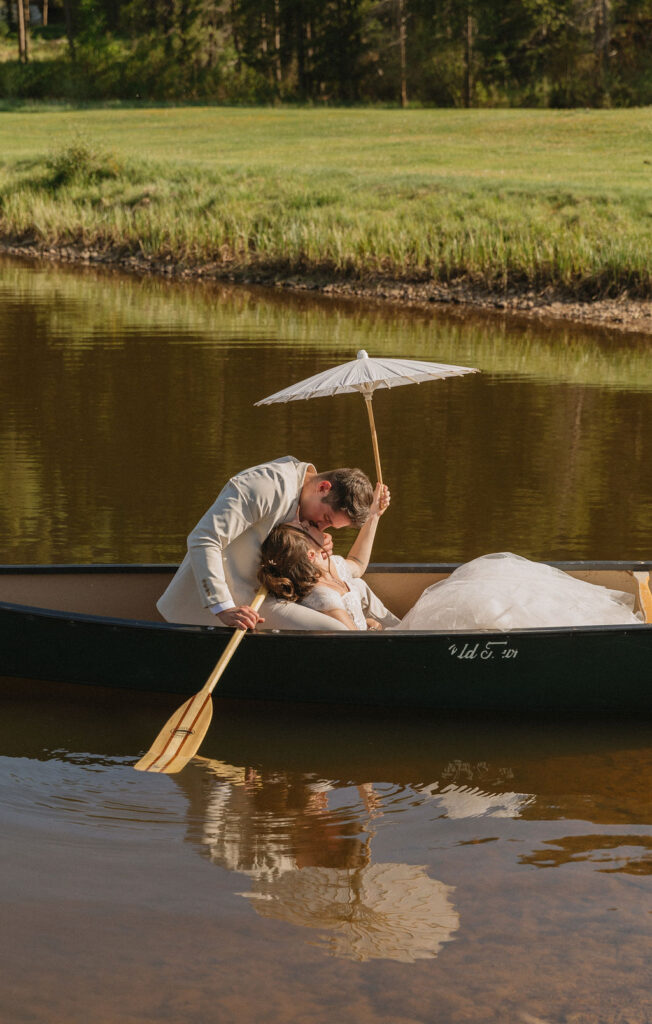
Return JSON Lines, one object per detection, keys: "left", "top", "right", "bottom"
{"left": 0, "top": 256, "right": 651, "bottom": 564}
{"left": 0, "top": 256, "right": 651, "bottom": 1024}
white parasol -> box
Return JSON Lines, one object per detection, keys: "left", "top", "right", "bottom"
{"left": 255, "top": 350, "right": 479, "bottom": 482}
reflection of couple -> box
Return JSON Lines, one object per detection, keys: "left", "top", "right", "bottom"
{"left": 158, "top": 455, "right": 642, "bottom": 632}
{"left": 178, "top": 758, "right": 460, "bottom": 963}
{"left": 177, "top": 758, "right": 536, "bottom": 962}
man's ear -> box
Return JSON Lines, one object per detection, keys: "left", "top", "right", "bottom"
{"left": 317, "top": 480, "right": 332, "bottom": 495}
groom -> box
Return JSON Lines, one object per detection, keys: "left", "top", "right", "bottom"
{"left": 157, "top": 455, "right": 379, "bottom": 631}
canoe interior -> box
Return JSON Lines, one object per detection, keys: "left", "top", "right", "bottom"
{"left": 0, "top": 563, "right": 650, "bottom": 624}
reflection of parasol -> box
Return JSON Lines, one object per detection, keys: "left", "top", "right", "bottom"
{"left": 242, "top": 862, "right": 459, "bottom": 963}
{"left": 255, "top": 350, "right": 478, "bottom": 482}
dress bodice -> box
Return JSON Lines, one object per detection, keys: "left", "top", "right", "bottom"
{"left": 301, "top": 556, "right": 368, "bottom": 630}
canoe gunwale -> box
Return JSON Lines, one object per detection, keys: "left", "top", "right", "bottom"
{"left": 0, "top": 560, "right": 649, "bottom": 639}
{"left": 0, "top": 598, "right": 649, "bottom": 640}
{"left": 0, "top": 561, "right": 651, "bottom": 574}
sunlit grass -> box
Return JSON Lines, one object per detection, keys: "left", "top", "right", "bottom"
{"left": 1, "top": 106, "right": 652, "bottom": 297}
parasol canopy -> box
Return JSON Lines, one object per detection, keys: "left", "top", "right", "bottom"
{"left": 255, "top": 349, "right": 478, "bottom": 402}
{"left": 255, "top": 350, "right": 479, "bottom": 482}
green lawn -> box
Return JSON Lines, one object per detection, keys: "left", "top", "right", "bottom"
{"left": 1, "top": 105, "right": 652, "bottom": 296}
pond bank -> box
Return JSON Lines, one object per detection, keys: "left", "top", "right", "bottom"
{"left": 3, "top": 238, "right": 652, "bottom": 337}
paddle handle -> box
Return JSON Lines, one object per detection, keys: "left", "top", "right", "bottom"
{"left": 203, "top": 586, "right": 268, "bottom": 696}
{"left": 364, "top": 395, "right": 383, "bottom": 485}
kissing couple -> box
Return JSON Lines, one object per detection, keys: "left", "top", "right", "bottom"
{"left": 158, "top": 456, "right": 642, "bottom": 633}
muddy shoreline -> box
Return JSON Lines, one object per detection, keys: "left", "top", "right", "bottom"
{"left": 3, "top": 239, "right": 652, "bottom": 336}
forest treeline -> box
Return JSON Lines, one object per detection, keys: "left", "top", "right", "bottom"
{"left": 1, "top": 0, "right": 652, "bottom": 106}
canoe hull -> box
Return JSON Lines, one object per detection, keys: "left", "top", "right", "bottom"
{"left": 1, "top": 573, "right": 651, "bottom": 712}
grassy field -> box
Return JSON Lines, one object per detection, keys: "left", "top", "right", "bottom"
{"left": 1, "top": 105, "right": 652, "bottom": 297}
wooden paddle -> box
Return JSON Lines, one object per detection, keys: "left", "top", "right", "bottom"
{"left": 134, "top": 586, "right": 267, "bottom": 774}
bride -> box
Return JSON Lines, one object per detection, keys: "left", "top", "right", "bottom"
{"left": 258, "top": 528, "right": 643, "bottom": 632}
{"left": 258, "top": 522, "right": 398, "bottom": 631}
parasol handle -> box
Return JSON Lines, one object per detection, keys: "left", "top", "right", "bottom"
{"left": 364, "top": 394, "right": 383, "bottom": 485}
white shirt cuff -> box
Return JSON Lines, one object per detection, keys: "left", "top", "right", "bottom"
{"left": 210, "top": 600, "right": 236, "bottom": 614}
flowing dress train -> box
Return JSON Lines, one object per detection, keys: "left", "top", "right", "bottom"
{"left": 395, "top": 552, "right": 643, "bottom": 632}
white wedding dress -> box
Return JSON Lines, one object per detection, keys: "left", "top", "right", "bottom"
{"left": 302, "top": 555, "right": 369, "bottom": 630}
{"left": 396, "top": 552, "right": 643, "bottom": 632}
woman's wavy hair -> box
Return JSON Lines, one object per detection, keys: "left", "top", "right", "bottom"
{"left": 258, "top": 523, "right": 322, "bottom": 602}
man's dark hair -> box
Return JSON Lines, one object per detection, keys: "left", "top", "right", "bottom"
{"left": 316, "top": 468, "right": 373, "bottom": 528}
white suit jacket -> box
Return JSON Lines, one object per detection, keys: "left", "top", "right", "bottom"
{"left": 157, "top": 456, "right": 315, "bottom": 625}
{"left": 157, "top": 455, "right": 399, "bottom": 632}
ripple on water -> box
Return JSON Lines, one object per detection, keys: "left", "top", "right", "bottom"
{"left": 0, "top": 751, "right": 188, "bottom": 840}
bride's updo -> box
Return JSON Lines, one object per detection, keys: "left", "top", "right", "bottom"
{"left": 258, "top": 524, "right": 322, "bottom": 602}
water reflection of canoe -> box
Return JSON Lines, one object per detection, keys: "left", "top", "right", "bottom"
{"left": 0, "top": 563, "right": 650, "bottom": 712}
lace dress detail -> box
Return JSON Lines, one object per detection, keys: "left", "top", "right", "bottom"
{"left": 395, "top": 552, "right": 643, "bottom": 632}
{"left": 301, "top": 556, "right": 368, "bottom": 630}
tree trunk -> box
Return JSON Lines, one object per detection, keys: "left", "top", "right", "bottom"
{"left": 463, "top": 10, "right": 473, "bottom": 108}
{"left": 63, "top": 0, "right": 75, "bottom": 59}
{"left": 296, "top": 2, "right": 306, "bottom": 100}
{"left": 274, "top": 0, "right": 282, "bottom": 89}
{"left": 305, "top": 17, "right": 315, "bottom": 100}
{"left": 17, "top": 0, "right": 27, "bottom": 62}
{"left": 24, "top": 0, "right": 31, "bottom": 60}
{"left": 397, "top": 0, "right": 407, "bottom": 107}
{"left": 595, "top": 0, "right": 611, "bottom": 104}
{"left": 43, "top": 0, "right": 48, "bottom": 27}
{"left": 230, "top": 0, "right": 241, "bottom": 71}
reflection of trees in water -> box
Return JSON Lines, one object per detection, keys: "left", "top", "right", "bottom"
{"left": 170, "top": 757, "right": 539, "bottom": 962}
{"left": 2, "top": 256, "right": 652, "bottom": 566}
{"left": 3, "top": 257, "right": 651, "bottom": 388}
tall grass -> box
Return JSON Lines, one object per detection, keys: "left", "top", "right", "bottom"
{"left": 2, "top": 108, "right": 652, "bottom": 298}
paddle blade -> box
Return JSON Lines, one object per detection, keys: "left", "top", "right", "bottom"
{"left": 134, "top": 692, "right": 214, "bottom": 774}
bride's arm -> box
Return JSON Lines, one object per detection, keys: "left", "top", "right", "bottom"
{"left": 345, "top": 483, "right": 389, "bottom": 578}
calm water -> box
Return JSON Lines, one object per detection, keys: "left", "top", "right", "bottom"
{"left": 0, "top": 256, "right": 651, "bottom": 1024}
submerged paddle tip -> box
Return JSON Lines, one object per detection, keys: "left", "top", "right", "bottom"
{"left": 133, "top": 692, "right": 214, "bottom": 775}
{"left": 133, "top": 754, "right": 165, "bottom": 772}
{"left": 133, "top": 754, "right": 191, "bottom": 774}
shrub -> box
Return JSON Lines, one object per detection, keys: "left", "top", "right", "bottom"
{"left": 44, "top": 139, "right": 125, "bottom": 188}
